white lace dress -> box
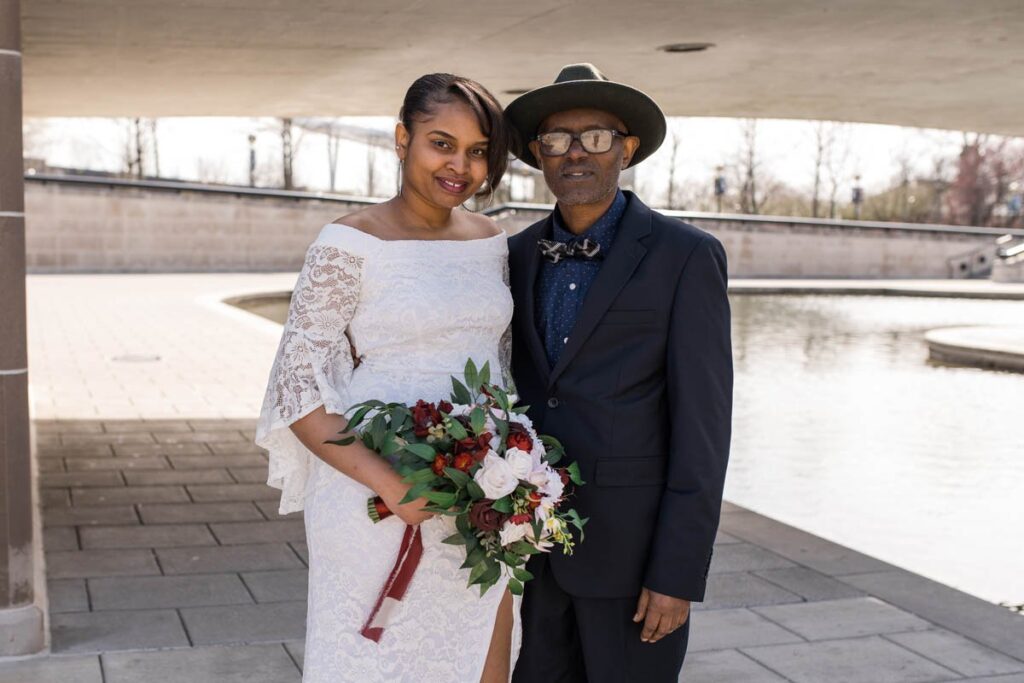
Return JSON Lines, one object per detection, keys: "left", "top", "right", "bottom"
{"left": 255, "top": 223, "right": 516, "bottom": 682}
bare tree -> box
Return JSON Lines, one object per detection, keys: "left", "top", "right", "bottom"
{"left": 665, "top": 130, "right": 683, "bottom": 209}
{"left": 809, "top": 122, "right": 831, "bottom": 217}
{"left": 326, "top": 122, "right": 341, "bottom": 192}
{"left": 281, "top": 118, "right": 295, "bottom": 190}
{"left": 150, "top": 120, "right": 161, "bottom": 178}
{"left": 735, "top": 120, "right": 773, "bottom": 214}
{"left": 824, "top": 124, "right": 852, "bottom": 218}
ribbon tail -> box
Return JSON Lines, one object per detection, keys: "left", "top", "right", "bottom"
{"left": 360, "top": 524, "right": 424, "bottom": 643}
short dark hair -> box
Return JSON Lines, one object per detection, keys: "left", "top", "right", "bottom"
{"left": 400, "top": 73, "right": 514, "bottom": 198}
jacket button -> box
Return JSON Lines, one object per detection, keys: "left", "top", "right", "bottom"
{"left": 547, "top": 397, "right": 559, "bottom": 409}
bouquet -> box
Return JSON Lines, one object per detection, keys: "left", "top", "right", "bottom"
{"left": 328, "top": 360, "right": 586, "bottom": 641}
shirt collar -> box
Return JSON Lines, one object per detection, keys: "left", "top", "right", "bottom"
{"left": 551, "top": 189, "right": 627, "bottom": 253}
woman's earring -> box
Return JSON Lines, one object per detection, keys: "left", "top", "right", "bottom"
{"left": 397, "top": 159, "right": 404, "bottom": 195}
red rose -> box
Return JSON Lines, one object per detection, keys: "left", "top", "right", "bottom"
{"left": 452, "top": 452, "right": 474, "bottom": 472}
{"left": 431, "top": 453, "right": 449, "bottom": 476}
{"left": 438, "top": 400, "right": 453, "bottom": 414}
{"left": 507, "top": 432, "right": 533, "bottom": 452}
{"left": 468, "top": 499, "right": 509, "bottom": 532}
{"left": 558, "top": 468, "right": 570, "bottom": 487}
{"left": 507, "top": 424, "right": 533, "bottom": 452}
{"left": 412, "top": 400, "right": 437, "bottom": 437}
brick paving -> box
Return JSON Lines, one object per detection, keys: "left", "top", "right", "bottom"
{"left": 2, "top": 274, "right": 1022, "bottom": 681}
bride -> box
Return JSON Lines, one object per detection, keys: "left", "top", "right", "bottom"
{"left": 255, "top": 74, "right": 517, "bottom": 682}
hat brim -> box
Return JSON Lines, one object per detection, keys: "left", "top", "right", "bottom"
{"left": 505, "top": 80, "right": 667, "bottom": 169}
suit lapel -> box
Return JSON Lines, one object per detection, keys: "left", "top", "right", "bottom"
{"left": 516, "top": 219, "right": 553, "bottom": 384}
{"left": 548, "top": 193, "right": 652, "bottom": 388}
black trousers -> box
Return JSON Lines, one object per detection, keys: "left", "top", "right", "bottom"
{"left": 512, "top": 557, "right": 690, "bottom": 683}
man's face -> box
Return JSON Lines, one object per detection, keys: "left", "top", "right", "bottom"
{"left": 529, "top": 108, "right": 639, "bottom": 207}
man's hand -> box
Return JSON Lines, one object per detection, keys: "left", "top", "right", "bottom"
{"left": 633, "top": 587, "right": 690, "bottom": 643}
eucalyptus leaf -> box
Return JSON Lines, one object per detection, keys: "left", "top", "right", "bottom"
{"left": 567, "top": 461, "right": 585, "bottom": 485}
{"left": 403, "top": 443, "right": 437, "bottom": 461}
{"left": 507, "top": 577, "right": 524, "bottom": 596}
{"left": 513, "top": 567, "right": 534, "bottom": 582}
{"left": 466, "top": 480, "right": 485, "bottom": 500}
{"left": 422, "top": 490, "right": 457, "bottom": 507}
{"left": 443, "top": 467, "right": 471, "bottom": 487}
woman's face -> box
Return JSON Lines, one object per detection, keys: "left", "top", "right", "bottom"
{"left": 397, "top": 99, "right": 490, "bottom": 209}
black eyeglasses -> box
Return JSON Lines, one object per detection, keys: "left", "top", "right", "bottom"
{"left": 534, "top": 129, "right": 629, "bottom": 156}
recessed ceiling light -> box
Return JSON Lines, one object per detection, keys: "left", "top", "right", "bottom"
{"left": 658, "top": 42, "right": 715, "bottom": 53}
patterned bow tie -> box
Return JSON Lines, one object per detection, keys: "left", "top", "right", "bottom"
{"left": 538, "top": 238, "right": 602, "bottom": 264}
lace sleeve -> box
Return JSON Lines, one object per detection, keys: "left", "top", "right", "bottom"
{"left": 499, "top": 256, "right": 517, "bottom": 396}
{"left": 255, "top": 242, "right": 364, "bottom": 514}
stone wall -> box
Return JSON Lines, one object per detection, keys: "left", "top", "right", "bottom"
{"left": 494, "top": 206, "right": 1017, "bottom": 279}
{"left": 25, "top": 176, "right": 375, "bottom": 272}
{"left": 25, "top": 176, "right": 1023, "bottom": 277}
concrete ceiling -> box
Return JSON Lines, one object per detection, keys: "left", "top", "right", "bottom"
{"left": 19, "top": 0, "right": 1024, "bottom": 136}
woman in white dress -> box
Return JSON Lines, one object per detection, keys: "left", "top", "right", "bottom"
{"left": 255, "top": 74, "right": 518, "bottom": 682}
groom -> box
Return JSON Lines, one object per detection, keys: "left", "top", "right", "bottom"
{"left": 505, "top": 64, "right": 733, "bottom": 681}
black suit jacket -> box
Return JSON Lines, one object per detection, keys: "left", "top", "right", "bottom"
{"left": 508, "top": 191, "right": 733, "bottom": 601}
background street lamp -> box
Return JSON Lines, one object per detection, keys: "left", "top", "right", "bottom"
{"left": 248, "top": 134, "right": 257, "bottom": 187}
{"left": 852, "top": 174, "right": 864, "bottom": 219}
{"left": 714, "top": 165, "right": 726, "bottom": 213}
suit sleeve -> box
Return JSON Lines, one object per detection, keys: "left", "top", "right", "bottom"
{"left": 643, "top": 235, "right": 733, "bottom": 601}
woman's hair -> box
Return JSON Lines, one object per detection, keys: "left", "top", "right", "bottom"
{"left": 400, "top": 73, "right": 515, "bottom": 197}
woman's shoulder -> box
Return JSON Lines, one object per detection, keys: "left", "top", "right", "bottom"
{"left": 310, "top": 206, "right": 390, "bottom": 256}
{"left": 457, "top": 210, "right": 504, "bottom": 240}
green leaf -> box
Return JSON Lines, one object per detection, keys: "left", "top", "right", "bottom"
{"left": 513, "top": 567, "right": 534, "bottom": 582}
{"left": 403, "top": 443, "right": 437, "bottom": 461}
{"left": 479, "top": 560, "right": 501, "bottom": 585}
{"left": 467, "top": 560, "right": 489, "bottom": 585}
{"left": 422, "top": 490, "right": 457, "bottom": 507}
{"left": 344, "top": 404, "right": 373, "bottom": 430}
{"left": 447, "top": 418, "right": 468, "bottom": 441}
{"left": 442, "top": 532, "right": 467, "bottom": 546}
{"left": 465, "top": 358, "right": 479, "bottom": 392}
{"left": 567, "top": 509, "right": 589, "bottom": 535}
{"left": 469, "top": 407, "right": 486, "bottom": 436}
{"left": 406, "top": 467, "right": 439, "bottom": 484}
{"left": 324, "top": 435, "right": 356, "bottom": 447}
{"left": 450, "top": 378, "right": 472, "bottom": 405}
{"left": 455, "top": 513, "right": 471, "bottom": 535}
{"left": 512, "top": 405, "right": 530, "bottom": 414}
{"left": 491, "top": 496, "right": 513, "bottom": 514}
{"left": 443, "top": 467, "right": 471, "bottom": 487}
{"left": 379, "top": 439, "right": 401, "bottom": 457}
{"left": 507, "top": 577, "right": 524, "bottom": 596}
{"left": 462, "top": 546, "right": 486, "bottom": 570}
{"left": 509, "top": 540, "right": 542, "bottom": 556}
{"left": 466, "top": 480, "right": 485, "bottom": 500}
{"left": 399, "top": 482, "right": 430, "bottom": 504}
{"left": 567, "top": 461, "right": 584, "bottom": 485}
{"left": 479, "top": 361, "right": 491, "bottom": 387}
{"left": 502, "top": 550, "right": 521, "bottom": 566}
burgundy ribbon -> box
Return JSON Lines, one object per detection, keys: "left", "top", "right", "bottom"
{"left": 360, "top": 523, "right": 424, "bottom": 643}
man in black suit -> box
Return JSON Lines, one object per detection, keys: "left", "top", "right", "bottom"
{"left": 506, "top": 64, "right": 733, "bottom": 682}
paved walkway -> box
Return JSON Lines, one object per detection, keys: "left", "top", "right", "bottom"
{"left": 2, "top": 273, "right": 1022, "bottom": 682}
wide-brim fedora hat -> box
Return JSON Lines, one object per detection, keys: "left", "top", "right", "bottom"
{"left": 505, "top": 63, "right": 667, "bottom": 169}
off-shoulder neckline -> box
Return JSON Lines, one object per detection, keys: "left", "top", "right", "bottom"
{"left": 323, "top": 222, "right": 505, "bottom": 245}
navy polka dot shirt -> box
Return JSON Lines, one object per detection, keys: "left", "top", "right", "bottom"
{"left": 536, "top": 189, "right": 627, "bottom": 368}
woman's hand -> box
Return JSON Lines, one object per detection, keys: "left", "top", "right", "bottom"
{"left": 382, "top": 488, "right": 437, "bottom": 526}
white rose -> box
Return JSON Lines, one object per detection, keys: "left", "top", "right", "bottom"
{"left": 473, "top": 452, "right": 518, "bottom": 500}
{"left": 541, "top": 467, "right": 565, "bottom": 502}
{"left": 527, "top": 470, "right": 548, "bottom": 488}
{"left": 504, "top": 448, "right": 534, "bottom": 480}
{"left": 499, "top": 521, "right": 529, "bottom": 546}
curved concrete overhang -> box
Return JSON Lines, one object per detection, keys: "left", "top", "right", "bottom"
{"left": 19, "top": 0, "right": 1024, "bottom": 136}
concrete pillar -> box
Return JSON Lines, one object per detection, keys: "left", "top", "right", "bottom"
{"left": 0, "top": 0, "right": 44, "bottom": 656}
